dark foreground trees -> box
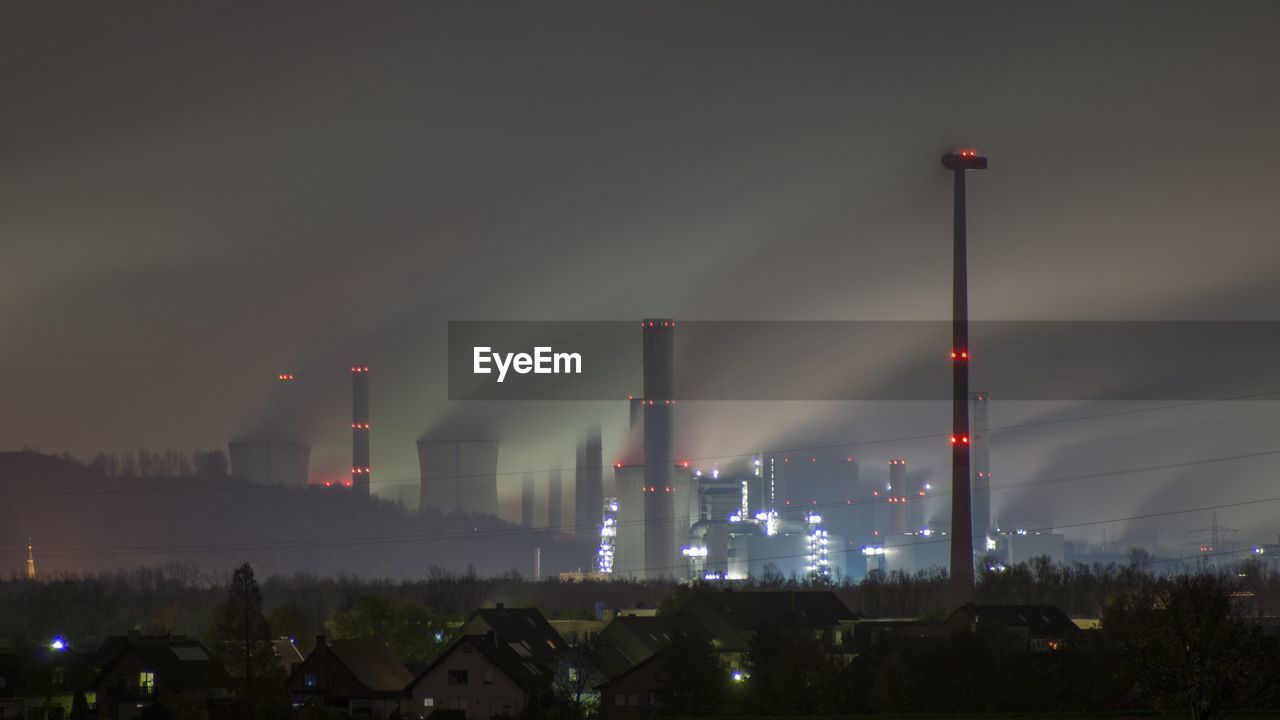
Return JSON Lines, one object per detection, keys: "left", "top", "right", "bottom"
{"left": 1103, "top": 573, "right": 1278, "bottom": 720}
{"left": 210, "top": 563, "right": 284, "bottom": 720}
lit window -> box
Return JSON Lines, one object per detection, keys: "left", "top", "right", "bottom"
{"left": 423, "top": 699, "right": 434, "bottom": 708}
{"left": 139, "top": 672, "right": 156, "bottom": 694}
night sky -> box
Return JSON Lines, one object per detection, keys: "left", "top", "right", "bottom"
{"left": 3, "top": 2, "right": 1280, "bottom": 550}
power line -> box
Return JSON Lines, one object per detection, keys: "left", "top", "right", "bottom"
{"left": 9, "top": 445, "right": 1280, "bottom": 562}
{"left": 7, "top": 389, "right": 1279, "bottom": 499}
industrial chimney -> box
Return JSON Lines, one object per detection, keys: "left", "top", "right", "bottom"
{"left": 971, "top": 391, "right": 991, "bottom": 545}
{"left": 351, "top": 365, "right": 370, "bottom": 495}
{"left": 547, "top": 465, "right": 563, "bottom": 532}
{"left": 888, "top": 459, "right": 909, "bottom": 537}
{"left": 942, "top": 147, "right": 988, "bottom": 595}
{"left": 574, "top": 427, "right": 604, "bottom": 543}
{"left": 521, "top": 472, "right": 536, "bottom": 528}
{"left": 642, "top": 319, "right": 676, "bottom": 579}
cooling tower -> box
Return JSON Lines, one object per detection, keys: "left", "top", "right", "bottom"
{"left": 351, "top": 366, "right": 370, "bottom": 495}
{"left": 228, "top": 440, "right": 310, "bottom": 486}
{"left": 416, "top": 441, "right": 499, "bottom": 516}
{"left": 642, "top": 319, "right": 676, "bottom": 578}
{"left": 574, "top": 428, "right": 604, "bottom": 542}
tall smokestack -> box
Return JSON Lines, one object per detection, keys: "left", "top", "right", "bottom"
{"left": 888, "top": 459, "right": 908, "bottom": 537}
{"left": 971, "top": 391, "right": 991, "bottom": 545}
{"left": 351, "top": 365, "right": 370, "bottom": 495}
{"left": 642, "top": 318, "right": 676, "bottom": 579}
{"left": 547, "top": 466, "right": 562, "bottom": 532}
{"left": 575, "top": 427, "right": 604, "bottom": 543}
{"left": 521, "top": 472, "right": 536, "bottom": 528}
{"left": 942, "top": 148, "right": 987, "bottom": 595}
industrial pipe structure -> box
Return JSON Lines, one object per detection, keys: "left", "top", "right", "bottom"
{"left": 941, "top": 148, "right": 987, "bottom": 594}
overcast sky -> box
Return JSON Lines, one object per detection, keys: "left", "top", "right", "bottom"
{"left": 3, "top": 1, "right": 1279, "bottom": 549}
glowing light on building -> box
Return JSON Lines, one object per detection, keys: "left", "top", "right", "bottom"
{"left": 595, "top": 498, "right": 619, "bottom": 574}
{"left": 754, "top": 510, "right": 779, "bottom": 537}
{"left": 805, "top": 512, "right": 830, "bottom": 579}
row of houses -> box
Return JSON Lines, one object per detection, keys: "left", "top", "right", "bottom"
{"left": 1, "top": 592, "right": 1083, "bottom": 720}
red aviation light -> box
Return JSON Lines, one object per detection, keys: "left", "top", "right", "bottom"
{"left": 962, "top": 436, "right": 970, "bottom": 444}
{"left": 951, "top": 436, "right": 958, "bottom": 445}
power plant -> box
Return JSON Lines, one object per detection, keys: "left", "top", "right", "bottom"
{"left": 214, "top": 149, "right": 1028, "bottom": 583}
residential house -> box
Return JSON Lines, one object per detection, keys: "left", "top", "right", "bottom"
{"left": 672, "top": 590, "right": 859, "bottom": 671}
{"left": 942, "top": 604, "right": 1080, "bottom": 652}
{"left": 408, "top": 606, "right": 564, "bottom": 720}
{"left": 592, "top": 615, "right": 708, "bottom": 680}
{"left": 852, "top": 604, "right": 1080, "bottom": 653}
{"left": 92, "top": 635, "right": 233, "bottom": 720}
{"left": 287, "top": 636, "right": 413, "bottom": 720}
{"left": 597, "top": 649, "right": 669, "bottom": 720}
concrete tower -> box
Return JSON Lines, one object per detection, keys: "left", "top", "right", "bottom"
{"left": 575, "top": 427, "right": 604, "bottom": 542}
{"left": 547, "top": 466, "right": 563, "bottom": 532}
{"left": 971, "top": 391, "right": 991, "bottom": 545}
{"left": 25, "top": 539, "right": 35, "bottom": 581}
{"left": 642, "top": 319, "right": 676, "bottom": 579}
{"left": 351, "top": 365, "right": 370, "bottom": 495}
{"left": 888, "top": 459, "right": 909, "bottom": 537}
{"left": 521, "top": 472, "right": 536, "bottom": 528}
{"left": 942, "top": 148, "right": 988, "bottom": 594}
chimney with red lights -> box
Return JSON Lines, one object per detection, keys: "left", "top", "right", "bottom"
{"left": 942, "top": 148, "right": 987, "bottom": 595}
{"left": 642, "top": 319, "right": 676, "bottom": 579}
{"left": 351, "top": 365, "right": 370, "bottom": 495}
{"left": 888, "top": 459, "right": 909, "bottom": 536}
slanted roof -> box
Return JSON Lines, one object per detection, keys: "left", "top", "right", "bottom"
{"left": 952, "top": 605, "right": 1079, "bottom": 636}
{"left": 416, "top": 634, "right": 552, "bottom": 694}
{"left": 674, "top": 590, "right": 856, "bottom": 650}
{"left": 94, "top": 636, "right": 231, "bottom": 692}
{"left": 595, "top": 615, "right": 710, "bottom": 680}
{"left": 462, "top": 606, "right": 564, "bottom": 665}
{"left": 326, "top": 639, "right": 414, "bottom": 693}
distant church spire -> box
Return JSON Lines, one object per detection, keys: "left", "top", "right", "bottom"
{"left": 25, "top": 539, "right": 35, "bottom": 580}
